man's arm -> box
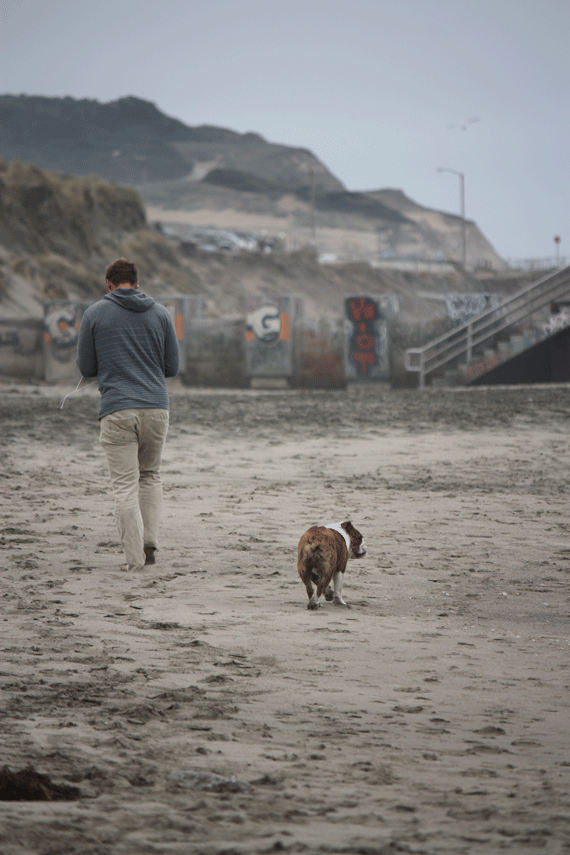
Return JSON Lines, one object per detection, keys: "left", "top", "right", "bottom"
{"left": 163, "top": 315, "right": 180, "bottom": 378}
{"left": 76, "top": 313, "right": 98, "bottom": 377}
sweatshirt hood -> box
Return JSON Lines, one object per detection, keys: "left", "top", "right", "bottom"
{"left": 104, "top": 289, "right": 155, "bottom": 313}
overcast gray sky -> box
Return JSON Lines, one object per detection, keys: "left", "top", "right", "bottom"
{"left": 1, "top": 0, "right": 568, "bottom": 262}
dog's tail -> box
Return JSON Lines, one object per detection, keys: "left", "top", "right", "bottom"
{"left": 299, "top": 541, "right": 322, "bottom": 560}
{"left": 298, "top": 541, "right": 325, "bottom": 576}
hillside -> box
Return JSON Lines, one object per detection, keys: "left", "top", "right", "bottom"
{"left": 0, "top": 94, "right": 505, "bottom": 269}
{"left": 0, "top": 160, "right": 528, "bottom": 340}
{"left": 0, "top": 94, "right": 342, "bottom": 191}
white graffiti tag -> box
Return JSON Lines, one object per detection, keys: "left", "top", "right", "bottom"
{"left": 45, "top": 307, "right": 79, "bottom": 348}
{"left": 246, "top": 304, "right": 281, "bottom": 344}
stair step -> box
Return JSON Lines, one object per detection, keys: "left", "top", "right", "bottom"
{"left": 510, "top": 334, "right": 525, "bottom": 354}
{"left": 406, "top": 264, "right": 570, "bottom": 387}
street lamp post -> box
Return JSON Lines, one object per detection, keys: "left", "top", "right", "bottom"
{"left": 438, "top": 167, "right": 466, "bottom": 268}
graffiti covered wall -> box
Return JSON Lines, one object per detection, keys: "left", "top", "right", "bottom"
{"left": 4, "top": 293, "right": 395, "bottom": 388}
{"left": 44, "top": 301, "right": 90, "bottom": 383}
{"left": 43, "top": 295, "right": 202, "bottom": 385}
{"left": 344, "top": 295, "right": 399, "bottom": 382}
{"left": 446, "top": 294, "right": 500, "bottom": 327}
{"left": 244, "top": 296, "right": 303, "bottom": 378}
{"left": 156, "top": 296, "right": 203, "bottom": 379}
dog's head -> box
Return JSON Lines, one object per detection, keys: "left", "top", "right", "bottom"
{"left": 341, "top": 521, "right": 367, "bottom": 559}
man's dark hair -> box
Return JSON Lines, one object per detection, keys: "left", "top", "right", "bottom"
{"left": 106, "top": 259, "right": 138, "bottom": 286}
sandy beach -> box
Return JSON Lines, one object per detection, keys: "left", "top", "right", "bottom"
{"left": 1, "top": 381, "right": 569, "bottom": 855}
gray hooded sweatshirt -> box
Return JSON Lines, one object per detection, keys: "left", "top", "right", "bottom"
{"left": 77, "top": 288, "right": 180, "bottom": 419}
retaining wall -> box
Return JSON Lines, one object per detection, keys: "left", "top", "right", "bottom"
{"left": 0, "top": 318, "right": 44, "bottom": 379}
{"left": 1, "top": 293, "right": 398, "bottom": 388}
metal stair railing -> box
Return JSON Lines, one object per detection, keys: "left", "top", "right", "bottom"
{"left": 405, "top": 265, "right": 570, "bottom": 388}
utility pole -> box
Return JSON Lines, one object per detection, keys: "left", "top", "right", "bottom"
{"left": 309, "top": 167, "right": 316, "bottom": 246}
{"left": 438, "top": 167, "right": 466, "bottom": 269}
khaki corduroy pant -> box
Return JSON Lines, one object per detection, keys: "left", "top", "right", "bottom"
{"left": 99, "top": 408, "right": 169, "bottom": 571}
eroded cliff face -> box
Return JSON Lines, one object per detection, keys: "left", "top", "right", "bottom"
{"left": 0, "top": 160, "right": 200, "bottom": 317}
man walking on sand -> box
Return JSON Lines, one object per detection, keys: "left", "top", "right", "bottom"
{"left": 77, "top": 258, "right": 180, "bottom": 572}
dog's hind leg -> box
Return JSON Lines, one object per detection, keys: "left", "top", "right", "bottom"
{"left": 313, "top": 575, "right": 332, "bottom": 610}
{"left": 298, "top": 564, "right": 320, "bottom": 609}
{"left": 306, "top": 578, "right": 321, "bottom": 609}
{"left": 333, "top": 570, "right": 348, "bottom": 606}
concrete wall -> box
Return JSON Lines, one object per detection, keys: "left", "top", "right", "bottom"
{"left": 43, "top": 295, "right": 202, "bottom": 386}
{"left": 186, "top": 316, "right": 248, "bottom": 387}
{"left": 0, "top": 318, "right": 44, "bottom": 379}
{"left": 44, "top": 301, "right": 90, "bottom": 384}
{"left": 156, "top": 296, "right": 203, "bottom": 374}
{"left": 1, "top": 293, "right": 397, "bottom": 388}
{"left": 185, "top": 314, "right": 346, "bottom": 389}
{"left": 244, "top": 296, "right": 303, "bottom": 379}
{"left": 293, "top": 317, "right": 345, "bottom": 388}
{"left": 344, "top": 295, "right": 399, "bottom": 383}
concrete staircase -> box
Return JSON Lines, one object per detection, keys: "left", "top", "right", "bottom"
{"left": 405, "top": 265, "right": 570, "bottom": 388}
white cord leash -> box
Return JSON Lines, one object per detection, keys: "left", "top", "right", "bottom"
{"left": 59, "top": 377, "right": 97, "bottom": 409}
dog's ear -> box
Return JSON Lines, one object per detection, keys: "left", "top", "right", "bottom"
{"left": 342, "top": 521, "right": 355, "bottom": 535}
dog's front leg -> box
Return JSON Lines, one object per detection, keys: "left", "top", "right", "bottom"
{"left": 333, "top": 570, "right": 347, "bottom": 606}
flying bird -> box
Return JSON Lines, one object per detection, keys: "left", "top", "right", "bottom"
{"left": 447, "top": 117, "right": 481, "bottom": 131}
